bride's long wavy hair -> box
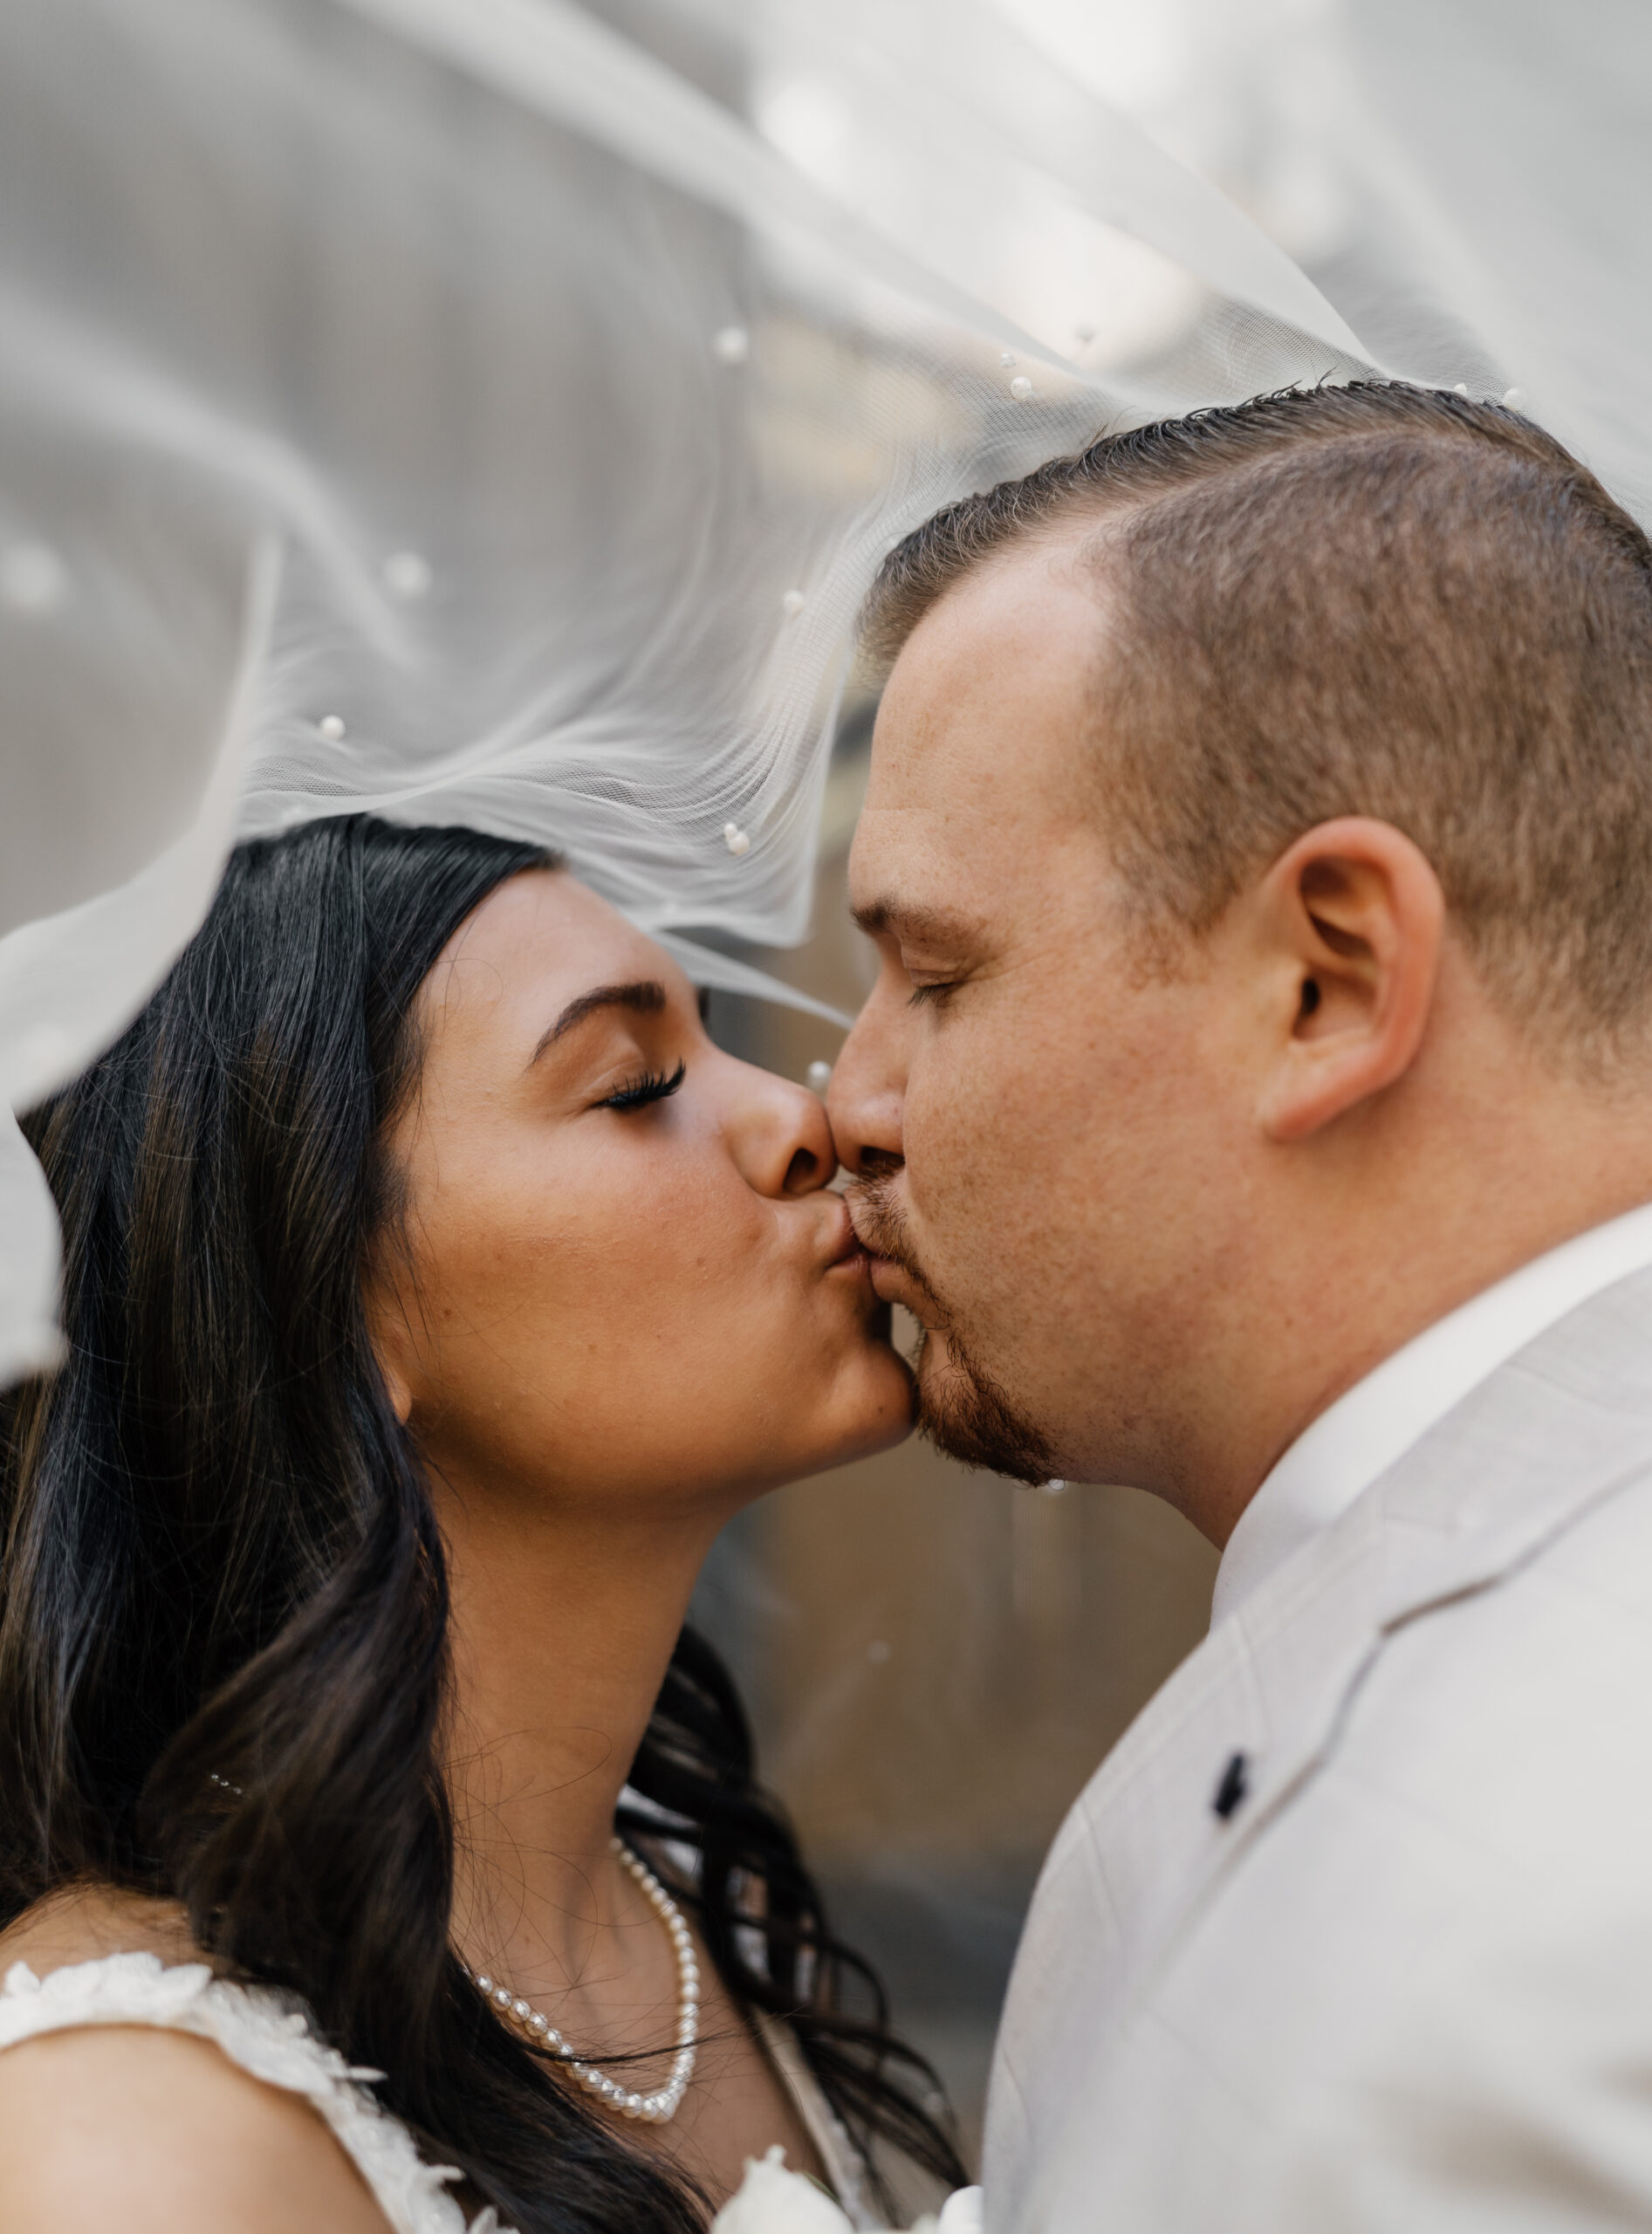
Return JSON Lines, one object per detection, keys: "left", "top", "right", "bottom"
{"left": 0, "top": 815, "right": 963, "bottom": 2230}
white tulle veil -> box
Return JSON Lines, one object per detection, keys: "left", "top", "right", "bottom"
{"left": 3, "top": 0, "right": 1649, "bottom": 1378}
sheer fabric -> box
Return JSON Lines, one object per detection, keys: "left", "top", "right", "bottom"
{"left": 2, "top": 0, "right": 1648, "bottom": 1376}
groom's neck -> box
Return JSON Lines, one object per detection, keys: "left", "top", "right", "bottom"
{"left": 1169, "top": 1019, "right": 1652, "bottom": 1549}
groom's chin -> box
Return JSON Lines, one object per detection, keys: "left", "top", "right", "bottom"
{"left": 913, "top": 1325, "right": 1056, "bottom": 1487}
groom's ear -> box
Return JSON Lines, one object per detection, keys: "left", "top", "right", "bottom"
{"left": 1249, "top": 817, "right": 1445, "bottom": 1143}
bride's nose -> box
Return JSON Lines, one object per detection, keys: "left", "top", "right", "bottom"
{"left": 721, "top": 1057, "right": 836, "bottom": 1197}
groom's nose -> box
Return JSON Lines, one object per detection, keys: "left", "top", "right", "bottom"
{"left": 826, "top": 986, "right": 906, "bottom": 1176}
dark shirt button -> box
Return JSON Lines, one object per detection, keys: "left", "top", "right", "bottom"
{"left": 1212, "top": 1751, "right": 1249, "bottom": 1820}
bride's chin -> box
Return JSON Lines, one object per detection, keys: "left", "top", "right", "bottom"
{"left": 854, "top": 1295, "right": 915, "bottom": 1390}
{"left": 845, "top": 1322, "right": 919, "bottom": 1449}
{"left": 759, "top": 1302, "right": 916, "bottom": 1480}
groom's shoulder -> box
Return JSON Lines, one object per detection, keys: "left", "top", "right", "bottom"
{"left": 1286, "top": 1361, "right": 1652, "bottom": 1894}
{"left": 1012, "top": 1282, "right": 1652, "bottom": 1953}
{"left": 1037, "top": 1350, "right": 1652, "bottom": 1943}
{"left": 1347, "top": 1460, "right": 1652, "bottom": 1805}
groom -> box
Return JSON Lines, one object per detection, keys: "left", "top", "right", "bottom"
{"left": 829, "top": 383, "right": 1652, "bottom": 2229}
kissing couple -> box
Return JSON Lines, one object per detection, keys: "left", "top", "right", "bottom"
{"left": 6, "top": 378, "right": 1652, "bottom": 2234}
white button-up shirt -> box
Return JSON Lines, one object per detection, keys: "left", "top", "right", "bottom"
{"left": 1213, "top": 1196, "right": 1652, "bottom": 1626}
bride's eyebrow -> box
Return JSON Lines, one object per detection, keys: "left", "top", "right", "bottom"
{"left": 528, "top": 979, "right": 667, "bottom": 1067}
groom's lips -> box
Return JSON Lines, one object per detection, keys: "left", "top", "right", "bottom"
{"left": 822, "top": 1198, "right": 874, "bottom": 1282}
{"left": 853, "top": 1234, "right": 922, "bottom": 1308}
{"left": 863, "top": 1252, "right": 904, "bottom": 1299}
{"left": 847, "top": 1196, "right": 945, "bottom": 1328}
{"left": 854, "top": 1238, "right": 940, "bottom": 1323}
{"left": 844, "top": 1199, "right": 904, "bottom": 1297}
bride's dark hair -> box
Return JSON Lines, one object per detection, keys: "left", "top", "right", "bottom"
{"left": 0, "top": 815, "right": 963, "bottom": 2230}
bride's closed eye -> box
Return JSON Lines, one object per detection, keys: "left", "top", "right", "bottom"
{"left": 596, "top": 1059, "right": 686, "bottom": 1112}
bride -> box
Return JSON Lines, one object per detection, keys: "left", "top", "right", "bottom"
{"left": 0, "top": 816, "right": 964, "bottom": 2231}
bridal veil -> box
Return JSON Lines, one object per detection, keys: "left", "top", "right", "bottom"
{"left": 2, "top": 0, "right": 1649, "bottom": 1376}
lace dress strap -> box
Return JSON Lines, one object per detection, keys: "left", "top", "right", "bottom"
{"left": 0, "top": 1951, "right": 509, "bottom": 2234}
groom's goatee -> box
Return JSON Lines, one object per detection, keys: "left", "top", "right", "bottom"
{"left": 846, "top": 1168, "right": 1056, "bottom": 1486}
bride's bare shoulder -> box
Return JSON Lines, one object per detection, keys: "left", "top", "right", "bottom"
{"left": 0, "top": 1884, "right": 391, "bottom": 2231}
{"left": 0, "top": 1879, "right": 204, "bottom": 1975}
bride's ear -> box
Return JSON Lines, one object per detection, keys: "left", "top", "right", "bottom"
{"left": 1250, "top": 816, "right": 1444, "bottom": 1143}
{"left": 379, "top": 1353, "right": 415, "bottom": 1428}
{"left": 362, "top": 1275, "right": 419, "bottom": 1426}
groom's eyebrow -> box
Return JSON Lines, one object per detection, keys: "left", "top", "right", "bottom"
{"left": 852, "top": 898, "right": 980, "bottom": 949}
{"left": 530, "top": 979, "right": 667, "bottom": 1066}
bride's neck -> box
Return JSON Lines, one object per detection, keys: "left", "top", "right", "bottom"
{"left": 435, "top": 1476, "right": 727, "bottom": 1979}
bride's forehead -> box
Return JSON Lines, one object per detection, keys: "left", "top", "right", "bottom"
{"left": 459, "top": 867, "right": 652, "bottom": 964}
{"left": 426, "top": 869, "right": 678, "bottom": 1024}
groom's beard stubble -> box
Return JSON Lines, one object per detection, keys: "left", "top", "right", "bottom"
{"left": 847, "top": 1167, "right": 1056, "bottom": 1487}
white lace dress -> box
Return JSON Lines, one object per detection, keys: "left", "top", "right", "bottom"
{"left": 0, "top": 1950, "right": 881, "bottom": 2234}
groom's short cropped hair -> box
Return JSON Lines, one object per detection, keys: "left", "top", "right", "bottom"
{"left": 863, "top": 383, "right": 1652, "bottom": 1063}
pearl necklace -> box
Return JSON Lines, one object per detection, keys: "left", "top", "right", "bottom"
{"left": 461, "top": 1836, "right": 700, "bottom": 2124}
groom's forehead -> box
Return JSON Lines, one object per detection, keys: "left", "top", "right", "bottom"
{"left": 866, "top": 545, "right": 1109, "bottom": 796}
{"left": 847, "top": 775, "right": 1019, "bottom": 949}
{"left": 847, "top": 531, "right": 1128, "bottom": 938}
{"left": 848, "top": 778, "right": 1107, "bottom": 953}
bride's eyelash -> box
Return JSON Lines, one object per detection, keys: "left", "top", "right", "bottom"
{"left": 598, "top": 1059, "right": 686, "bottom": 1112}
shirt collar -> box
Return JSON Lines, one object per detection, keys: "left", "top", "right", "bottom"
{"left": 1212, "top": 1198, "right": 1652, "bottom": 1627}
